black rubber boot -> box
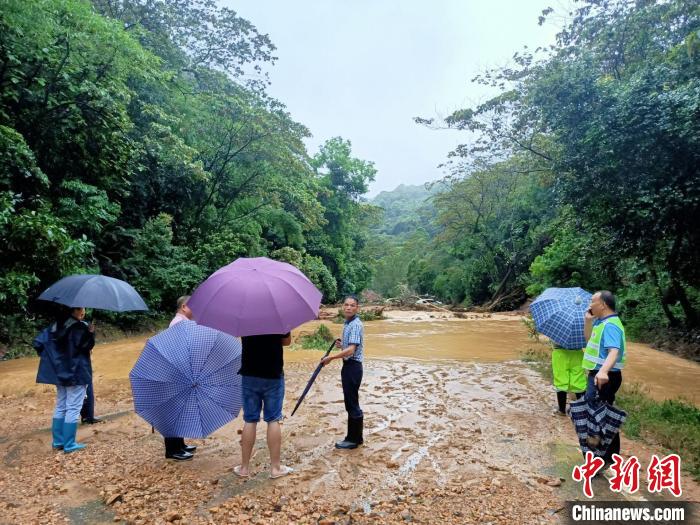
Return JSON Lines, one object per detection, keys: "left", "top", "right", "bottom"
{"left": 335, "top": 417, "right": 363, "bottom": 449}
{"left": 353, "top": 416, "right": 363, "bottom": 445}
{"left": 335, "top": 417, "right": 354, "bottom": 449}
{"left": 556, "top": 391, "right": 567, "bottom": 414}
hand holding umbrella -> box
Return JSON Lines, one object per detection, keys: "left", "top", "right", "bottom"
{"left": 38, "top": 274, "right": 147, "bottom": 428}
{"left": 320, "top": 338, "right": 342, "bottom": 367}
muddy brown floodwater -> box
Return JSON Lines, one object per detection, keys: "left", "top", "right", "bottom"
{"left": 0, "top": 310, "right": 698, "bottom": 524}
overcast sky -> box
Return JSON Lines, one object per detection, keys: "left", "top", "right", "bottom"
{"left": 223, "top": 1, "right": 563, "bottom": 197}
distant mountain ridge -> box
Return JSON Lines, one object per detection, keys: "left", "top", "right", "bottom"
{"left": 370, "top": 182, "right": 442, "bottom": 236}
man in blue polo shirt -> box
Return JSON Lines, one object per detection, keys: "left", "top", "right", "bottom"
{"left": 583, "top": 290, "right": 626, "bottom": 464}
{"left": 321, "top": 294, "right": 364, "bottom": 449}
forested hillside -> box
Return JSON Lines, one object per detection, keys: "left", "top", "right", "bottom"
{"left": 0, "top": 0, "right": 376, "bottom": 349}
{"left": 369, "top": 0, "right": 700, "bottom": 346}
{"left": 2, "top": 0, "right": 699, "bottom": 353}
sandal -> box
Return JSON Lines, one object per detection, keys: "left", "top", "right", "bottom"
{"left": 270, "top": 465, "right": 294, "bottom": 479}
{"left": 233, "top": 465, "right": 250, "bottom": 478}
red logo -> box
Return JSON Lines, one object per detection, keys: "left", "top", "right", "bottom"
{"left": 572, "top": 451, "right": 605, "bottom": 498}
{"left": 608, "top": 454, "right": 640, "bottom": 494}
{"left": 573, "top": 453, "right": 683, "bottom": 497}
{"left": 647, "top": 454, "right": 682, "bottom": 497}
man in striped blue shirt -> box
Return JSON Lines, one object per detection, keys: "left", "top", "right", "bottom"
{"left": 321, "top": 294, "right": 364, "bottom": 449}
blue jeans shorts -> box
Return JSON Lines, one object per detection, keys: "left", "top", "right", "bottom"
{"left": 241, "top": 375, "right": 285, "bottom": 423}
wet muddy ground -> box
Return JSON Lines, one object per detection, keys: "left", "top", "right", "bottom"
{"left": 0, "top": 311, "right": 698, "bottom": 524}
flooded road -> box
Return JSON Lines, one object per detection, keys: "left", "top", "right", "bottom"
{"left": 2, "top": 310, "right": 699, "bottom": 404}
{"left": 0, "top": 310, "right": 698, "bottom": 524}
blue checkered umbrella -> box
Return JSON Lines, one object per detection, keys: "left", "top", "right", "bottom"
{"left": 529, "top": 287, "right": 592, "bottom": 349}
{"left": 129, "top": 321, "right": 242, "bottom": 438}
{"left": 570, "top": 396, "right": 626, "bottom": 457}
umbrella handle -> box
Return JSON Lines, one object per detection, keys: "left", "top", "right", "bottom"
{"left": 320, "top": 339, "right": 337, "bottom": 361}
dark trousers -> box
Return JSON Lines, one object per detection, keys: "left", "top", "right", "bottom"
{"left": 164, "top": 437, "right": 186, "bottom": 455}
{"left": 585, "top": 369, "right": 622, "bottom": 462}
{"left": 341, "top": 359, "right": 363, "bottom": 419}
{"left": 80, "top": 380, "right": 94, "bottom": 420}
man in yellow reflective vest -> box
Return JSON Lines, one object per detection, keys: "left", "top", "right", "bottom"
{"left": 583, "top": 290, "right": 626, "bottom": 464}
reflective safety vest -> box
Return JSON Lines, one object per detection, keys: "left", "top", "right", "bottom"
{"left": 582, "top": 315, "right": 626, "bottom": 370}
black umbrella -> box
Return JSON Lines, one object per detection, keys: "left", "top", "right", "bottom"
{"left": 290, "top": 340, "right": 338, "bottom": 416}
{"left": 38, "top": 274, "right": 148, "bottom": 312}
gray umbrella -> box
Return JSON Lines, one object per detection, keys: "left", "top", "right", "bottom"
{"left": 38, "top": 274, "right": 148, "bottom": 312}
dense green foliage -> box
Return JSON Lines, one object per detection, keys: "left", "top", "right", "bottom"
{"left": 370, "top": 0, "right": 700, "bottom": 342}
{"left": 3, "top": 0, "right": 699, "bottom": 352}
{"left": 371, "top": 183, "right": 439, "bottom": 237}
{"left": 619, "top": 385, "right": 700, "bottom": 480}
{"left": 0, "top": 0, "right": 376, "bottom": 349}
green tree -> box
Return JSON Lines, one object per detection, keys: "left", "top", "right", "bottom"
{"left": 529, "top": 0, "right": 700, "bottom": 326}
{"left": 411, "top": 0, "right": 700, "bottom": 334}
{"left": 1, "top": 0, "right": 383, "bottom": 353}
{"left": 308, "top": 137, "right": 378, "bottom": 299}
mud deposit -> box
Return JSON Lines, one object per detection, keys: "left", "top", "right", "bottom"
{"left": 1, "top": 311, "right": 697, "bottom": 524}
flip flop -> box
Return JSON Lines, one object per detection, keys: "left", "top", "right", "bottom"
{"left": 233, "top": 465, "right": 250, "bottom": 478}
{"left": 270, "top": 466, "right": 294, "bottom": 479}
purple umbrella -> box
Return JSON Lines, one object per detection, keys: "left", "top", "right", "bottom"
{"left": 188, "top": 257, "right": 323, "bottom": 337}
